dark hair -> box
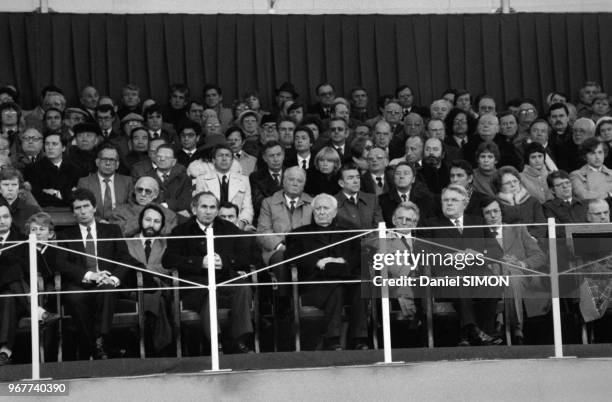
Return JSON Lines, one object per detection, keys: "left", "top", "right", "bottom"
{"left": 95, "top": 104, "right": 116, "bottom": 117}
{"left": 339, "top": 162, "right": 361, "bottom": 178}
{"left": 40, "top": 84, "right": 63, "bottom": 99}
{"left": 580, "top": 137, "right": 608, "bottom": 160}
{"left": 523, "top": 142, "right": 547, "bottom": 164}
{"left": 492, "top": 166, "right": 521, "bottom": 193}
{"left": 43, "top": 131, "right": 68, "bottom": 147}
{"left": 546, "top": 169, "right": 570, "bottom": 189}
{"left": 178, "top": 120, "right": 202, "bottom": 136}
{"left": 475, "top": 141, "right": 501, "bottom": 161}
{"left": 71, "top": 188, "right": 97, "bottom": 209}
{"left": 224, "top": 126, "right": 246, "bottom": 141}
{"left": 395, "top": 85, "right": 413, "bottom": 98}
{"left": 0, "top": 166, "right": 23, "bottom": 184}
{"left": 143, "top": 103, "right": 162, "bottom": 118}
{"left": 139, "top": 203, "right": 166, "bottom": 232}
{"left": 315, "top": 82, "right": 335, "bottom": 95}
{"left": 263, "top": 140, "right": 284, "bottom": 153}
{"left": 376, "top": 94, "right": 394, "bottom": 112}
{"left": 454, "top": 89, "right": 471, "bottom": 105}
{"left": 169, "top": 83, "right": 190, "bottom": 99}
{"left": 349, "top": 136, "right": 372, "bottom": 158}
{"left": 96, "top": 143, "right": 120, "bottom": 159}
{"left": 294, "top": 125, "right": 315, "bottom": 144}
{"left": 0, "top": 101, "right": 22, "bottom": 122}
{"left": 43, "top": 107, "right": 64, "bottom": 121}
{"left": 211, "top": 144, "right": 233, "bottom": 159}
{"left": 287, "top": 102, "right": 305, "bottom": 114}
{"left": 203, "top": 83, "right": 222, "bottom": 96}
{"left": 73, "top": 122, "right": 101, "bottom": 137}
{"left": 393, "top": 161, "right": 416, "bottom": 176}
{"left": 548, "top": 102, "right": 569, "bottom": 116}
{"left": 301, "top": 115, "right": 322, "bottom": 132}
{"left": 444, "top": 108, "right": 474, "bottom": 136}
{"left": 130, "top": 126, "right": 150, "bottom": 140}
{"left": 449, "top": 159, "right": 474, "bottom": 176}
{"left": 0, "top": 86, "right": 18, "bottom": 103}
{"left": 218, "top": 201, "right": 239, "bottom": 216}
{"left": 528, "top": 119, "right": 550, "bottom": 134}
{"left": 497, "top": 110, "right": 518, "bottom": 123}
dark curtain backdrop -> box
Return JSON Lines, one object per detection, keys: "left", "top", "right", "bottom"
{"left": 0, "top": 13, "right": 610, "bottom": 111}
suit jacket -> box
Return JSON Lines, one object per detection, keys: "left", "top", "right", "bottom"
{"left": 304, "top": 169, "right": 341, "bottom": 197}
{"left": 153, "top": 167, "right": 192, "bottom": 212}
{"left": 25, "top": 157, "right": 81, "bottom": 207}
{"left": 3, "top": 197, "right": 42, "bottom": 233}
{"left": 249, "top": 169, "right": 283, "bottom": 223}
{"left": 361, "top": 170, "right": 393, "bottom": 196}
{"left": 55, "top": 222, "right": 131, "bottom": 285}
{"left": 492, "top": 225, "right": 549, "bottom": 317}
{"left": 284, "top": 150, "right": 315, "bottom": 172}
{"left": 65, "top": 146, "right": 96, "bottom": 178}
{"left": 334, "top": 191, "right": 383, "bottom": 230}
{"left": 194, "top": 171, "right": 254, "bottom": 224}
{"left": 99, "top": 130, "right": 130, "bottom": 160}
{"left": 126, "top": 236, "right": 168, "bottom": 282}
{"left": 0, "top": 228, "right": 27, "bottom": 287}
{"left": 130, "top": 160, "right": 187, "bottom": 182}
{"left": 417, "top": 163, "right": 450, "bottom": 197}
{"left": 256, "top": 190, "right": 313, "bottom": 263}
{"left": 543, "top": 197, "right": 587, "bottom": 224}
{"left": 176, "top": 148, "right": 204, "bottom": 170}
{"left": 378, "top": 184, "right": 436, "bottom": 227}
{"left": 161, "top": 217, "right": 250, "bottom": 285}
{"left": 286, "top": 220, "right": 360, "bottom": 287}
{"left": 308, "top": 102, "right": 332, "bottom": 120}
{"left": 77, "top": 173, "right": 134, "bottom": 219}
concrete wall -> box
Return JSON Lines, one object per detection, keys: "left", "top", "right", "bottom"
{"left": 2, "top": 0, "right": 611, "bottom": 14}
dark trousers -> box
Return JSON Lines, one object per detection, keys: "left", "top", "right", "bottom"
{"left": 182, "top": 279, "right": 253, "bottom": 340}
{"left": 63, "top": 282, "right": 116, "bottom": 353}
{"left": 0, "top": 281, "right": 31, "bottom": 350}
{"left": 303, "top": 283, "right": 368, "bottom": 340}
{"left": 454, "top": 298, "right": 499, "bottom": 334}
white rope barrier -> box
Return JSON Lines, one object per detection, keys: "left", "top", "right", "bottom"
{"left": 219, "top": 229, "right": 375, "bottom": 286}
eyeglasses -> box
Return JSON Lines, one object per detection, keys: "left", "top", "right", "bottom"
{"left": 385, "top": 110, "right": 402, "bottom": 116}
{"left": 22, "top": 136, "right": 43, "bottom": 142}
{"left": 519, "top": 109, "right": 536, "bottom": 115}
{"left": 135, "top": 187, "right": 154, "bottom": 195}
{"left": 99, "top": 158, "right": 118, "bottom": 164}
{"left": 502, "top": 178, "right": 520, "bottom": 186}
{"left": 329, "top": 127, "right": 345, "bottom": 132}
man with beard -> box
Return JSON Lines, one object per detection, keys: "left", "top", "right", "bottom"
{"left": 418, "top": 137, "right": 450, "bottom": 197}
{"left": 126, "top": 204, "right": 173, "bottom": 355}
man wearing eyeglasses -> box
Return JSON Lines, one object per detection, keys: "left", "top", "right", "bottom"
{"left": 309, "top": 83, "right": 336, "bottom": 120}
{"left": 11, "top": 128, "right": 44, "bottom": 171}
{"left": 109, "top": 176, "right": 177, "bottom": 237}
{"left": 95, "top": 104, "right": 129, "bottom": 161}
{"left": 543, "top": 170, "right": 587, "bottom": 225}
{"left": 77, "top": 143, "right": 133, "bottom": 220}
{"left": 319, "top": 117, "right": 352, "bottom": 164}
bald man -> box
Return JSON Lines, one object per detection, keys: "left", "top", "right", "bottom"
{"left": 108, "top": 176, "right": 178, "bottom": 236}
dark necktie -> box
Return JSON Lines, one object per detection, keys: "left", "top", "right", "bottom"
{"left": 161, "top": 173, "right": 169, "bottom": 183}
{"left": 302, "top": 159, "right": 308, "bottom": 170}
{"left": 144, "top": 239, "right": 151, "bottom": 263}
{"left": 453, "top": 218, "right": 462, "bottom": 234}
{"left": 220, "top": 175, "right": 229, "bottom": 203}
{"left": 401, "top": 194, "right": 408, "bottom": 202}
{"left": 289, "top": 200, "right": 296, "bottom": 213}
{"left": 103, "top": 178, "right": 113, "bottom": 218}
{"left": 401, "top": 236, "right": 412, "bottom": 254}
{"left": 350, "top": 195, "right": 357, "bottom": 205}
{"left": 335, "top": 147, "right": 343, "bottom": 159}
{"left": 85, "top": 225, "right": 97, "bottom": 271}
{"left": 272, "top": 173, "right": 280, "bottom": 186}
{"left": 235, "top": 153, "right": 241, "bottom": 159}
{"left": 376, "top": 176, "right": 383, "bottom": 188}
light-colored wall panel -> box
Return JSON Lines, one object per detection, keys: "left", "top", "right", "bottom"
{"left": 0, "top": 0, "right": 611, "bottom": 14}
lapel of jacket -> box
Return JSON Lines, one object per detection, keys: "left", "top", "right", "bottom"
{"left": 228, "top": 173, "right": 240, "bottom": 201}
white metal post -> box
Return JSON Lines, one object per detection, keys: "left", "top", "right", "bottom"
{"left": 378, "top": 222, "right": 393, "bottom": 363}
{"left": 501, "top": 0, "right": 510, "bottom": 13}
{"left": 206, "top": 227, "right": 220, "bottom": 371}
{"left": 548, "top": 218, "right": 563, "bottom": 358}
{"left": 28, "top": 233, "right": 40, "bottom": 379}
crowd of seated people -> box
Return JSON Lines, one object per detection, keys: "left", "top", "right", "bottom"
{"left": 1, "top": 79, "right": 612, "bottom": 365}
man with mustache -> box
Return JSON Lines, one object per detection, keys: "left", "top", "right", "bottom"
{"left": 418, "top": 137, "right": 450, "bottom": 197}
